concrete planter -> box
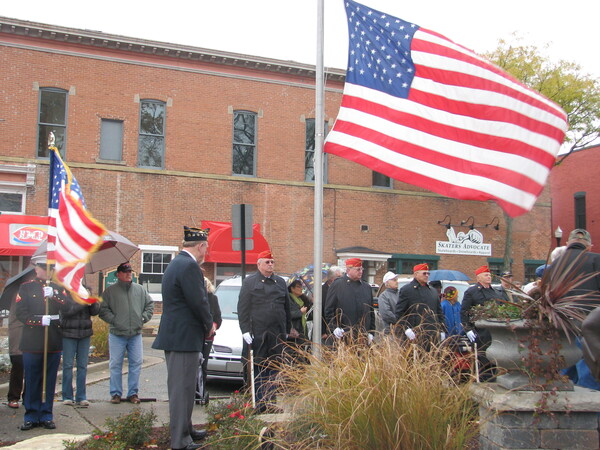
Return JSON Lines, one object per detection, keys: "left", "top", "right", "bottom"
{"left": 475, "top": 319, "right": 581, "bottom": 390}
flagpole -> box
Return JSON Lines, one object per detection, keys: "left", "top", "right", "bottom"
{"left": 312, "top": 0, "right": 325, "bottom": 359}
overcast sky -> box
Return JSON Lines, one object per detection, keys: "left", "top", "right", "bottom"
{"left": 2, "top": 0, "right": 599, "bottom": 77}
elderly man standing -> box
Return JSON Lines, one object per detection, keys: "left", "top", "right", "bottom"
{"left": 461, "top": 265, "right": 502, "bottom": 380}
{"left": 395, "top": 263, "right": 445, "bottom": 348}
{"left": 378, "top": 271, "right": 400, "bottom": 334}
{"left": 324, "top": 258, "right": 375, "bottom": 343}
{"left": 320, "top": 265, "right": 343, "bottom": 339}
{"left": 238, "top": 250, "right": 292, "bottom": 414}
{"left": 152, "top": 226, "right": 214, "bottom": 449}
{"left": 497, "top": 271, "right": 515, "bottom": 303}
{"left": 460, "top": 265, "right": 501, "bottom": 348}
{"left": 100, "top": 262, "right": 154, "bottom": 405}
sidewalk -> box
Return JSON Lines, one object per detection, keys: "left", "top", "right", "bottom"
{"left": 0, "top": 316, "right": 214, "bottom": 448}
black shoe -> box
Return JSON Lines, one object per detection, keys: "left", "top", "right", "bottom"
{"left": 41, "top": 420, "right": 56, "bottom": 429}
{"left": 174, "top": 443, "right": 202, "bottom": 450}
{"left": 190, "top": 429, "right": 208, "bottom": 441}
{"left": 20, "top": 421, "right": 37, "bottom": 431}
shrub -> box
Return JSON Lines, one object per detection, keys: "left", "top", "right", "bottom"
{"left": 205, "top": 389, "right": 269, "bottom": 449}
{"left": 63, "top": 407, "right": 158, "bottom": 449}
{"left": 91, "top": 316, "right": 109, "bottom": 357}
{"left": 276, "top": 335, "right": 479, "bottom": 449}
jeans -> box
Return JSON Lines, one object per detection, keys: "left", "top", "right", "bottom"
{"left": 23, "top": 352, "right": 61, "bottom": 423}
{"left": 62, "top": 336, "right": 91, "bottom": 402}
{"left": 108, "top": 333, "right": 143, "bottom": 398}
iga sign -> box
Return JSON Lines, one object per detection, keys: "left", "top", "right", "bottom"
{"left": 9, "top": 224, "right": 48, "bottom": 247}
{"left": 436, "top": 227, "right": 491, "bottom": 256}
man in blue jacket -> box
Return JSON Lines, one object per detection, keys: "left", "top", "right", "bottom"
{"left": 152, "top": 226, "right": 214, "bottom": 450}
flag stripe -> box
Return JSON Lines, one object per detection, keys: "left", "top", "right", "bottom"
{"left": 415, "top": 29, "right": 567, "bottom": 118}
{"left": 324, "top": 0, "right": 568, "bottom": 217}
{"left": 331, "top": 118, "right": 546, "bottom": 196}
{"left": 340, "top": 90, "right": 556, "bottom": 174}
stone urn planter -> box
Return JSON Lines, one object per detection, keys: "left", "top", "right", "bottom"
{"left": 475, "top": 319, "right": 582, "bottom": 390}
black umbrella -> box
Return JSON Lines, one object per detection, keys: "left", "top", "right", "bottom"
{"left": 0, "top": 266, "right": 35, "bottom": 310}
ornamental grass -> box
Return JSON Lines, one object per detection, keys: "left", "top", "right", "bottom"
{"left": 275, "top": 334, "right": 480, "bottom": 449}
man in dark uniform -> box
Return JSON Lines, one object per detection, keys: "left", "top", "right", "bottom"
{"left": 461, "top": 265, "right": 503, "bottom": 347}
{"left": 461, "top": 265, "right": 502, "bottom": 380}
{"left": 238, "top": 250, "right": 292, "bottom": 413}
{"left": 395, "top": 263, "right": 445, "bottom": 349}
{"left": 324, "top": 258, "right": 375, "bottom": 343}
{"left": 152, "top": 226, "right": 214, "bottom": 450}
{"left": 16, "top": 255, "right": 68, "bottom": 431}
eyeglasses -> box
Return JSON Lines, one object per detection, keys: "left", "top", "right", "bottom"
{"left": 351, "top": 267, "right": 364, "bottom": 271}
{"left": 264, "top": 260, "right": 275, "bottom": 265}
{"left": 421, "top": 271, "right": 430, "bottom": 276}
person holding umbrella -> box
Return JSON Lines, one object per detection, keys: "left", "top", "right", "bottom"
{"left": 15, "top": 254, "right": 68, "bottom": 431}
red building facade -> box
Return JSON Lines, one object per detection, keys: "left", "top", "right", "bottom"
{"left": 0, "top": 16, "right": 552, "bottom": 300}
{"left": 550, "top": 145, "right": 600, "bottom": 246}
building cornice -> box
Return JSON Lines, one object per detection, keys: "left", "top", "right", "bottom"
{"left": 0, "top": 16, "right": 346, "bottom": 84}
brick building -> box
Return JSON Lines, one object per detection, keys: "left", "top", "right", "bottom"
{"left": 0, "top": 16, "right": 553, "bottom": 302}
{"left": 550, "top": 144, "right": 600, "bottom": 246}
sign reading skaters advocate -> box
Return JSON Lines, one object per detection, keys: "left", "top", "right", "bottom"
{"left": 9, "top": 224, "right": 48, "bottom": 247}
{"left": 436, "top": 227, "right": 491, "bottom": 256}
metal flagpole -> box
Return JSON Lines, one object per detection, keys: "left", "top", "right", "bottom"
{"left": 312, "top": 0, "right": 325, "bottom": 359}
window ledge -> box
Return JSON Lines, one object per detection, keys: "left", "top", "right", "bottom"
{"left": 95, "top": 158, "right": 127, "bottom": 165}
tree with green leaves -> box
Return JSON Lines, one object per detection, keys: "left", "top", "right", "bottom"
{"left": 484, "top": 35, "right": 600, "bottom": 165}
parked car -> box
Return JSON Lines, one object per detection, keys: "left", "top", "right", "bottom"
{"left": 206, "top": 276, "right": 244, "bottom": 381}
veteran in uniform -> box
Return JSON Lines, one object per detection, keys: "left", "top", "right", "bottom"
{"left": 324, "top": 257, "right": 375, "bottom": 343}
{"left": 16, "top": 255, "right": 68, "bottom": 431}
{"left": 152, "top": 226, "right": 214, "bottom": 450}
{"left": 395, "top": 263, "right": 445, "bottom": 349}
{"left": 237, "top": 250, "right": 292, "bottom": 413}
{"left": 461, "top": 265, "right": 503, "bottom": 380}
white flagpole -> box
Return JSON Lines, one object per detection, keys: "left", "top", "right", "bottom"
{"left": 312, "top": 0, "right": 325, "bottom": 359}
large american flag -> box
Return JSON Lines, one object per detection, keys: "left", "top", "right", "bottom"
{"left": 48, "top": 148, "right": 107, "bottom": 304}
{"left": 324, "top": 0, "right": 568, "bottom": 217}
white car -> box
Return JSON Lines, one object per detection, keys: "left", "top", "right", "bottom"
{"left": 207, "top": 276, "right": 245, "bottom": 381}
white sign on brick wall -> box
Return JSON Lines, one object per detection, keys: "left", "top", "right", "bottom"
{"left": 436, "top": 227, "right": 491, "bottom": 256}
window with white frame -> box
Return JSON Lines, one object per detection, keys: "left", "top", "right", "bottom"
{"left": 138, "top": 245, "right": 177, "bottom": 300}
{"left": 0, "top": 188, "right": 25, "bottom": 214}
{"left": 305, "top": 118, "right": 328, "bottom": 182}
{"left": 37, "top": 88, "right": 68, "bottom": 158}
{"left": 232, "top": 110, "right": 257, "bottom": 176}
{"left": 138, "top": 100, "right": 165, "bottom": 168}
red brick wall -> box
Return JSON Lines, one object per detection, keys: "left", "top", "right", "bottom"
{"left": 0, "top": 31, "right": 552, "bottom": 287}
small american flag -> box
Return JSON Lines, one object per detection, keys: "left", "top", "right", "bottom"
{"left": 48, "top": 147, "right": 107, "bottom": 304}
{"left": 325, "top": 0, "right": 568, "bottom": 217}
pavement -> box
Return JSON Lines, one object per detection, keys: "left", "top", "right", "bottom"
{"left": 0, "top": 316, "right": 211, "bottom": 448}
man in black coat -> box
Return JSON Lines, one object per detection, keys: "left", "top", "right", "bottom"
{"left": 238, "top": 250, "right": 292, "bottom": 413}
{"left": 324, "top": 258, "right": 374, "bottom": 343}
{"left": 152, "top": 226, "right": 215, "bottom": 450}
{"left": 460, "top": 265, "right": 502, "bottom": 348}
{"left": 395, "top": 263, "right": 444, "bottom": 349}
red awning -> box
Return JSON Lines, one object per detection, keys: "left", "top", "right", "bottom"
{"left": 0, "top": 214, "right": 49, "bottom": 256}
{"left": 201, "top": 220, "right": 270, "bottom": 265}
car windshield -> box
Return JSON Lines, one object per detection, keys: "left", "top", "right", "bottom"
{"left": 214, "top": 285, "right": 240, "bottom": 320}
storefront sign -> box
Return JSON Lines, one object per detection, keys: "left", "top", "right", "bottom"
{"left": 436, "top": 227, "right": 491, "bottom": 256}
{"left": 9, "top": 224, "right": 48, "bottom": 247}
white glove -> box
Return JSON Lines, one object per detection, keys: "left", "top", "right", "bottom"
{"left": 41, "top": 315, "right": 52, "bottom": 326}
{"left": 466, "top": 330, "right": 477, "bottom": 342}
{"left": 43, "top": 286, "right": 53, "bottom": 298}
{"left": 440, "top": 332, "right": 446, "bottom": 341}
{"left": 368, "top": 333, "right": 374, "bottom": 344}
{"left": 405, "top": 328, "right": 416, "bottom": 340}
{"left": 333, "top": 327, "right": 345, "bottom": 339}
{"left": 242, "top": 332, "right": 253, "bottom": 345}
